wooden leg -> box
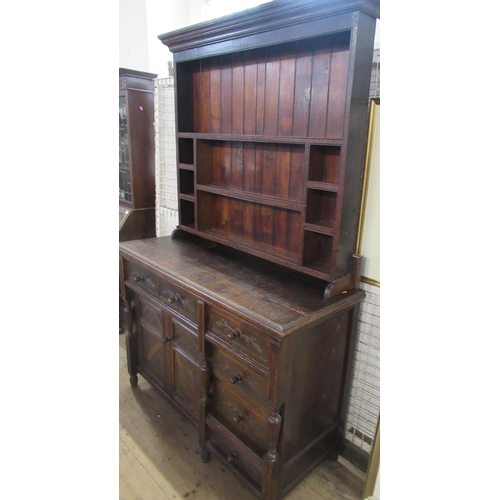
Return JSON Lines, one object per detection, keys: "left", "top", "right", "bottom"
{"left": 124, "top": 300, "right": 139, "bottom": 389}
{"left": 199, "top": 353, "right": 212, "bottom": 463}
{"left": 200, "top": 448, "right": 211, "bottom": 463}
{"left": 261, "top": 407, "right": 283, "bottom": 500}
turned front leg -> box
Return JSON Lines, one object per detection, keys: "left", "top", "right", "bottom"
{"left": 124, "top": 300, "right": 139, "bottom": 388}
{"left": 261, "top": 407, "right": 283, "bottom": 500}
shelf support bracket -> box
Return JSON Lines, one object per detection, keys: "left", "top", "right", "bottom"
{"left": 323, "top": 254, "right": 362, "bottom": 299}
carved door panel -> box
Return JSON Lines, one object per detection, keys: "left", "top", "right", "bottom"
{"left": 170, "top": 317, "right": 200, "bottom": 420}
{"left": 137, "top": 295, "right": 172, "bottom": 393}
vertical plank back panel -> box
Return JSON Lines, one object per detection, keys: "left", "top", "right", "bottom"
{"left": 275, "top": 145, "right": 291, "bottom": 199}
{"left": 232, "top": 55, "right": 245, "bottom": 135}
{"left": 287, "top": 211, "right": 302, "bottom": 256}
{"left": 264, "top": 46, "right": 281, "bottom": 137}
{"left": 255, "top": 50, "right": 267, "bottom": 135}
{"left": 292, "top": 41, "right": 313, "bottom": 138}
{"left": 231, "top": 142, "right": 244, "bottom": 190}
{"left": 243, "top": 51, "right": 258, "bottom": 135}
{"left": 192, "top": 63, "right": 202, "bottom": 133}
{"left": 326, "top": 35, "right": 350, "bottom": 139}
{"left": 209, "top": 57, "right": 222, "bottom": 134}
{"left": 308, "top": 39, "right": 332, "bottom": 138}
{"left": 262, "top": 143, "right": 277, "bottom": 197}
{"left": 289, "top": 145, "right": 305, "bottom": 201}
{"left": 277, "top": 50, "right": 296, "bottom": 137}
{"left": 220, "top": 54, "right": 233, "bottom": 134}
{"left": 199, "top": 60, "right": 211, "bottom": 133}
{"left": 221, "top": 141, "right": 232, "bottom": 188}
{"left": 254, "top": 143, "right": 264, "bottom": 195}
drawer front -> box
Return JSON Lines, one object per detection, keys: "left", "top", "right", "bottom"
{"left": 126, "top": 262, "right": 160, "bottom": 296}
{"left": 212, "top": 380, "right": 268, "bottom": 451}
{"left": 208, "top": 308, "right": 268, "bottom": 365}
{"left": 208, "top": 422, "right": 262, "bottom": 486}
{"left": 211, "top": 347, "right": 267, "bottom": 408}
{"left": 158, "top": 279, "right": 199, "bottom": 325}
{"left": 139, "top": 296, "right": 162, "bottom": 333}
{"left": 172, "top": 319, "right": 198, "bottom": 359}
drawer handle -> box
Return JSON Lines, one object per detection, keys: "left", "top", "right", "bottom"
{"left": 167, "top": 293, "right": 181, "bottom": 305}
{"left": 226, "top": 327, "right": 241, "bottom": 340}
{"left": 230, "top": 374, "right": 243, "bottom": 384}
{"left": 226, "top": 452, "right": 238, "bottom": 463}
{"left": 233, "top": 414, "right": 244, "bottom": 423}
{"left": 133, "top": 275, "right": 144, "bottom": 282}
{"left": 162, "top": 336, "right": 171, "bottom": 343}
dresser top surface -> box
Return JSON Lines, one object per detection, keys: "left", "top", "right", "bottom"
{"left": 119, "top": 234, "right": 364, "bottom": 334}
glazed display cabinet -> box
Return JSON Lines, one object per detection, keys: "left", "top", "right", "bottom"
{"left": 119, "top": 68, "right": 157, "bottom": 242}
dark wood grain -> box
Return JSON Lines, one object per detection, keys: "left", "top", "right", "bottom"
{"left": 138, "top": 4, "right": 379, "bottom": 498}
{"left": 120, "top": 234, "right": 366, "bottom": 500}
{"left": 120, "top": 234, "right": 364, "bottom": 333}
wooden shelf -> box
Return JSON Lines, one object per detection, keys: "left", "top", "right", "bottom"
{"left": 178, "top": 132, "right": 343, "bottom": 147}
{"left": 166, "top": 16, "right": 376, "bottom": 287}
{"left": 196, "top": 185, "right": 302, "bottom": 212}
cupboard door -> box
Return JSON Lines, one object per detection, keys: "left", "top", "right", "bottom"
{"left": 172, "top": 348, "right": 199, "bottom": 419}
{"left": 137, "top": 295, "right": 171, "bottom": 393}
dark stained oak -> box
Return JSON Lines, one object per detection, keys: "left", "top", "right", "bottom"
{"left": 119, "top": 1, "right": 379, "bottom": 498}
{"left": 120, "top": 233, "right": 365, "bottom": 500}
{"left": 160, "top": 0, "right": 378, "bottom": 295}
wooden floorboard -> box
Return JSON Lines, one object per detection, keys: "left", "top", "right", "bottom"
{"left": 119, "top": 333, "right": 366, "bottom": 500}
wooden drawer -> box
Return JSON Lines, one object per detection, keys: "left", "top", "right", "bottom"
{"left": 208, "top": 307, "right": 268, "bottom": 366}
{"left": 210, "top": 346, "right": 267, "bottom": 408}
{"left": 207, "top": 417, "right": 263, "bottom": 487}
{"left": 212, "top": 379, "right": 268, "bottom": 453}
{"left": 158, "top": 278, "right": 199, "bottom": 325}
{"left": 125, "top": 262, "right": 160, "bottom": 297}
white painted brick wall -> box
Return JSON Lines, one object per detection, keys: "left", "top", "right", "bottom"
{"left": 154, "top": 77, "right": 179, "bottom": 236}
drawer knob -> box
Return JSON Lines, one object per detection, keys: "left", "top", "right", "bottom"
{"left": 227, "top": 452, "right": 238, "bottom": 463}
{"left": 133, "top": 275, "right": 144, "bottom": 282}
{"left": 167, "top": 293, "right": 180, "bottom": 304}
{"left": 230, "top": 374, "right": 243, "bottom": 384}
{"left": 162, "top": 336, "right": 171, "bottom": 343}
{"left": 227, "top": 327, "right": 241, "bottom": 340}
{"left": 233, "top": 414, "right": 244, "bottom": 423}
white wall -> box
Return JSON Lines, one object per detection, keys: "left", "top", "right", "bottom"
{"left": 120, "top": 0, "right": 277, "bottom": 77}
{"left": 119, "top": 0, "right": 150, "bottom": 71}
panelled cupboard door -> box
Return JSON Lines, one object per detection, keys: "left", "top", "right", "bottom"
{"left": 136, "top": 295, "right": 171, "bottom": 393}
{"left": 137, "top": 293, "right": 201, "bottom": 421}
{"left": 171, "top": 318, "right": 201, "bottom": 420}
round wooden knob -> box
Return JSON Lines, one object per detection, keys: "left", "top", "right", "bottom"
{"left": 167, "top": 294, "right": 180, "bottom": 304}
{"left": 162, "top": 337, "right": 171, "bottom": 343}
{"left": 233, "top": 414, "right": 244, "bottom": 423}
{"left": 227, "top": 327, "right": 241, "bottom": 340}
{"left": 133, "top": 275, "right": 143, "bottom": 282}
{"left": 227, "top": 452, "right": 238, "bottom": 463}
{"left": 230, "top": 374, "right": 243, "bottom": 384}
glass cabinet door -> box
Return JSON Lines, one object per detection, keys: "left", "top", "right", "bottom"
{"left": 119, "top": 95, "right": 132, "bottom": 202}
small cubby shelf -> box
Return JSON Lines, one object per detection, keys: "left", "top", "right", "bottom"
{"left": 302, "top": 231, "right": 334, "bottom": 276}
{"left": 305, "top": 189, "right": 337, "bottom": 230}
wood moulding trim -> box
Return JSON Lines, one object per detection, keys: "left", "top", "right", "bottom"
{"left": 159, "top": 0, "right": 380, "bottom": 53}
